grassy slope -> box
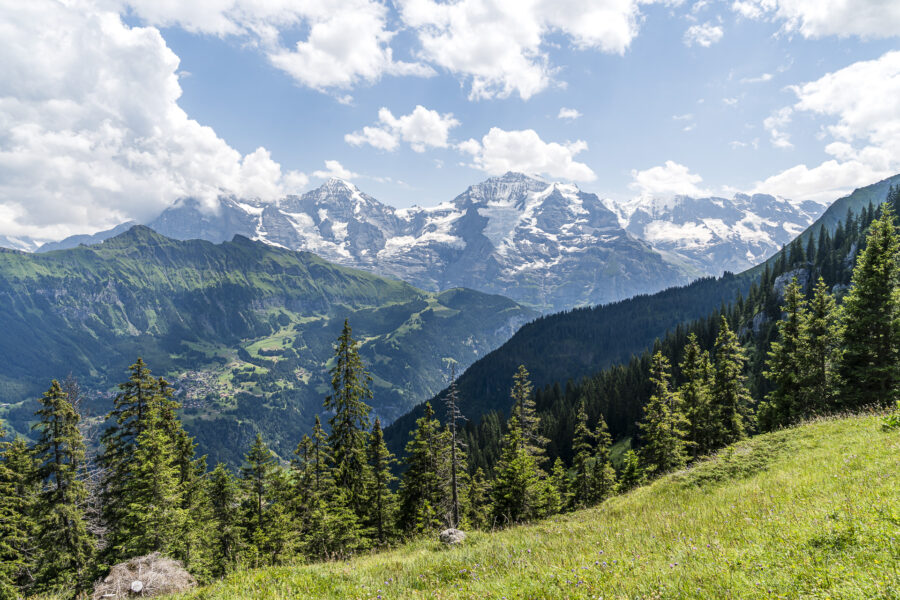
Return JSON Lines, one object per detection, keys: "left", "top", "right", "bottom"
{"left": 174, "top": 415, "right": 899, "bottom": 599}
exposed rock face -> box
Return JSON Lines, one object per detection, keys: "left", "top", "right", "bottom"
{"left": 148, "top": 173, "right": 691, "bottom": 312}
{"left": 439, "top": 528, "right": 467, "bottom": 545}
{"left": 773, "top": 267, "right": 810, "bottom": 300}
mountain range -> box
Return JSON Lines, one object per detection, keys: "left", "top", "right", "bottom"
{"left": 6, "top": 173, "right": 825, "bottom": 313}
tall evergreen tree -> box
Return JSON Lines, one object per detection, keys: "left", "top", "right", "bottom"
{"left": 550, "top": 458, "right": 571, "bottom": 513}
{"left": 638, "top": 352, "right": 689, "bottom": 475}
{"left": 839, "top": 204, "right": 900, "bottom": 408}
{"left": 0, "top": 430, "right": 37, "bottom": 600}
{"left": 710, "top": 317, "right": 753, "bottom": 448}
{"left": 239, "top": 434, "right": 291, "bottom": 567}
{"left": 761, "top": 278, "right": 807, "bottom": 429}
{"left": 491, "top": 420, "right": 543, "bottom": 524}
{"left": 510, "top": 365, "right": 548, "bottom": 466}
{"left": 590, "top": 414, "right": 616, "bottom": 503}
{"left": 465, "top": 468, "right": 491, "bottom": 530}
{"left": 31, "top": 380, "right": 94, "bottom": 593}
{"left": 678, "top": 334, "right": 714, "bottom": 457}
{"left": 570, "top": 401, "right": 594, "bottom": 508}
{"left": 206, "top": 464, "right": 242, "bottom": 577}
{"left": 398, "top": 403, "right": 448, "bottom": 533}
{"left": 799, "top": 278, "right": 841, "bottom": 415}
{"left": 324, "top": 320, "right": 373, "bottom": 516}
{"left": 365, "top": 418, "right": 396, "bottom": 544}
{"left": 618, "top": 449, "right": 644, "bottom": 491}
{"left": 444, "top": 366, "right": 465, "bottom": 529}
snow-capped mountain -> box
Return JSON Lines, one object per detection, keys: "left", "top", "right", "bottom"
{"left": 606, "top": 193, "right": 826, "bottom": 275}
{"left": 147, "top": 172, "right": 692, "bottom": 311}
{"left": 0, "top": 234, "right": 40, "bottom": 253}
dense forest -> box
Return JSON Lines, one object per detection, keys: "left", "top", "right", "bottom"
{"left": 2, "top": 189, "right": 900, "bottom": 597}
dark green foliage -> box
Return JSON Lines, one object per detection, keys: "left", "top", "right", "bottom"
{"left": 365, "top": 418, "right": 396, "bottom": 544}
{"left": 510, "top": 365, "right": 549, "bottom": 466}
{"left": 678, "top": 334, "right": 714, "bottom": 456}
{"left": 761, "top": 278, "right": 807, "bottom": 429}
{"left": 0, "top": 430, "right": 37, "bottom": 600}
{"left": 206, "top": 464, "right": 242, "bottom": 577}
{"left": 638, "top": 353, "right": 689, "bottom": 475}
{"left": 710, "top": 318, "right": 753, "bottom": 449}
{"left": 398, "top": 403, "right": 449, "bottom": 533}
{"left": 590, "top": 414, "right": 616, "bottom": 503}
{"left": 465, "top": 468, "right": 491, "bottom": 529}
{"left": 491, "top": 422, "right": 543, "bottom": 524}
{"left": 550, "top": 458, "right": 571, "bottom": 513}
{"left": 571, "top": 401, "right": 593, "bottom": 508}
{"left": 239, "top": 434, "right": 291, "bottom": 567}
{"left": 799, "top": 278, "right": 840, "bottom": 415}
{"left": 839, "top": 205, "right": 900, "bottom": 408}
{"left": 31, "top": 380, "right": 94, "bottom": 593}
{"left": 619, "top": 450, "right": 644, "bottom": 491}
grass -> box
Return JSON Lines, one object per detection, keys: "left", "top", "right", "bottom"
{"left": 169, "top": 414, "right": 900, "bottom": 599}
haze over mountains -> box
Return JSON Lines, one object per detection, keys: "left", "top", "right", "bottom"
{"left": 15, "top": 173, "right": 825, "bottom": 313}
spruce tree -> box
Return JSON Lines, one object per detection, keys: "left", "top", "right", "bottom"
{"left": 0, "top": 430, "right": 37, "bottom": 600}
{"left": 799, "top": 278, "right": 841, "bottom": 415}
{"left": 398, "top": 403, "right": 448, "bottom": 533}
{"left": 619, "top": 449, "right": 644, "bottom": 491}
{"left": 510, "top": 365, "right": 548, "bottom": 466}
{"left": 492, "top": 417, "right": 543, "bottom": 524}
{"left": 678, "top": 334, "right": 714, "bottom": 457}
{"left": 550, "top": 458, "right": 571, "bottom": 513}
{"left": 444, "top": 367, "right": 466, "bottom": 529}
{"left": 324, "top": 320, "right": 373, "bottom": 517}
{"left": 31, "top": 380, "right": 94, "bottom": 592}
{"left": 710, "top": 317, "right": 753, "bottom": 449}
{"left": 839, "top": 204, "right": 900, "bottom": 408}
{"left": 638, "top": 352, "right": 689, "bottom": 475}
{"left": 239, "top": 434, "right": 291, "bottom": 567}
{"left": 465, "top": 468, "right": 491, "bottom": 530}
{"left": 762, "top": 278, "right": 807, "bottom": 429}
{"left": 206, "top": 464, "right": 242, "bottom": 577}
{"left": 590, "top": 414, "right": 616, "bottom": 503}
{"left": 365, "top": 418, "right": 397, "bottom": 544}
{"left": 571, "top": 401, "right": 593, "bottom": 508}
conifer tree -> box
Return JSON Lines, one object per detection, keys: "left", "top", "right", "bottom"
{"left": 239, "top": 434, "right": 291, "bottom": 567}
{"left": 465, "top": 468, "right": 491, "bottom": 530}
{"left": 324, "top": 320, "right": 373, "bottom": 517}
{"left": 678, "top": 334, "right": 714, "bottom": 457}
{"left": 590, "top": 414, "right": 616, "bottom": 503}
{"left": 206, "top": 464, "right": 242, "bottom": 577}
{"left": 0, "top": 430, "right": 37, "bottom": 600}
{"left": 710, "top": 317, "right": 753, "bottom": 449}
{"left": 799, "top": 277, "right": 841, "bottom": 415}
{"left": 398, "top": 403, "right": 448, "bottom": 533}
{"left": 638, "top": 352, "right": 689, "bottom": 475}
{"left": 444, "top": 367, "right": 465, "bottom": 529}
{"left": 510, "top": 365, "right": 548, "bottom": 466}
{"left": 839, "top": 204, "right": 900, "bottom": 408}
{"left": 365, "top": 418, "right": 396, "bottom": 544}
{"left": 550, "top": 458, "right": 571, "bottom": 513}
{"left": 762, "top": 278, "right": 807, "bottom": 429}
{"left": 619, "top": 450, "right": 644, "bottom": 491}
{"left": 571, "top": 401, "right": 593, "bottom": 508}
{"left": 31, "top": 380, "right": 94, "bottom": 592}
{"left": 492, "top": 418, "right": 543, "bottom": 524}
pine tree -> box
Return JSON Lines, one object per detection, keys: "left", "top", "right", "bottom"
{"left": 550, "top": 458, "right": 571, "bottom": 513}
{"left": 31, "top": 380, "right": 94, "bottom": 592}
{"left": 398, "top": 403, "right": 448, "bottom": 533}
{"left": 444, "top": 367, "right": 466, "bottom": 529}
{"left": 206, "top": 464, "right": 242, "bottom": 577}
{"left": 839, "top": 204, "right": 900, "bottom": 408}
{"left": 571, "top": 401, "right": 593, "bottom": 508}
{"left": 510, "top": 365, "right": 548, "bottom": 466}
{"left": 239, "top": 434, "right": 290, "bottom": 567}
{"left": 678, "top": 334, "right": 714, "bottom": 457}
{"left": 324, "top": 320, "right": 373, "bottom": 517}
{"left": 619, "top": 450, "right": 643, "bottom": 491}
{"left": 638, "top": 352, "right": 689, "bottom": 475}
{"left": 761, "top": 278, "right": 807, "bottom": 429}
{"left": 710, "top": 317, "right": 753, "bottom": 449}
{"left": 590, "top": 414, "right": 617, "bottom": 503}
{"left": 465, "top": 468, "right": 491, "bottom": 530}
{"left": 799, "top": 278, "right": 841, "bottom": 415}
{"left": 492, "top": 418, "right": 543, "bottom": 524}
{"left": 365, "top": 418, "right": 396, "bottom": 544}
{"left": 0, "top": 430, "right": 37, "bottom": 600}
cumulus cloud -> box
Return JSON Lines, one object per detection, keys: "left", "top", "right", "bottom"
{"left": 763, "top": 107, "right": 794, "bottom": 148}
{"left": 345, "top": 105, "right": 460, "bottom": 152}
{"left": 752, "top": 50, "right": 900, "bottom": 202}
{"left": 458, "top": 128, "right": 596, "bottom": 181}
{"left": 312, "top": 160, "right": 359, "bottom": 180}
{"left": 684, "top": 22, "right": 724, "bottom": 47}
{"left": 731, "top": 0, "right": 900, "bottom": 38}
{"left": 397, "top": 0, "right": 644, "bottom": 100}
{"left": 119, "top": 0, "right": 434, "bottom": 93}
{"left": 0, "top": 0, "right": 306, "bottom": 240}
{"left": 630, "top": 161, "right": 709, "bottom": 198}
{"left": 557, "top": 107, "right": 583, "bottom": 120}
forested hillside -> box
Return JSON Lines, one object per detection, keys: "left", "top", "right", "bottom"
{"left": 0, "top": 227, "right": 534, "bottom": 464}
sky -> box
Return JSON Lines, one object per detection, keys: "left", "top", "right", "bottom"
{"left": 1, "top": 0, "right": 899, "bottom": 242}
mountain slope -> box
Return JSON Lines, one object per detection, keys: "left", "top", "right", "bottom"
{"left": 172, "top": 414, "right": 900, "bottom": 599}
{"left": 147, "top": 173, "right": 694, "bottom": 312}
{"left": 0, "top": 226, "right": 535, "bottom": 464}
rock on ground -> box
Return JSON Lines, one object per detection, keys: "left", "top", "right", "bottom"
{"left": 92, "top": 552, "right": 196, "bottom": 599}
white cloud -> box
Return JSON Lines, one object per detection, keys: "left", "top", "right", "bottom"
{"left": 630, "top": 161, "right": 708, "bottom": 198}
{"left": 345, "top": 105, "right": 460, "bottom": 152}
{"left": 397, "top": 0, "right": 644, "bottom": 100}
{"left": 752, "top": 50, "right": 900, "bottom": 202}
{"left": 312, "top": 160, "right": 359, "bottom": 180}
{"left": 0, "top": 0, "right": 306, "bottom": 240}
{"left": 558, "top": 107, "right": 583, "bottom": 121}
{"left": 684, "top": 22, "right": 724, "bottom": 47}
{"left": 740, "top": 72, "right": 773, "bottom": 83}
{"left": 459, "top": 128, "right": 596, "bottom": 181}
{"left": 731, "top": 0, "right": 900, "bottom": 38}
{"left": 763, "top": 107, "right": 794, "bottom": 148}
{"left": 121, "top": 0, "right": 434, "bottom": 93}
{"left": 723, "top": 97, "right": 739, "bottom": 106}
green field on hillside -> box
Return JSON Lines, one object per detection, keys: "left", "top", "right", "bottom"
{"left": 169, "top": 414, "right": 900, "bottom": 599}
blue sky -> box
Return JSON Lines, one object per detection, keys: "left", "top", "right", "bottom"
{"left": 1, "top": 0, "right": 899, "bottom": 239}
